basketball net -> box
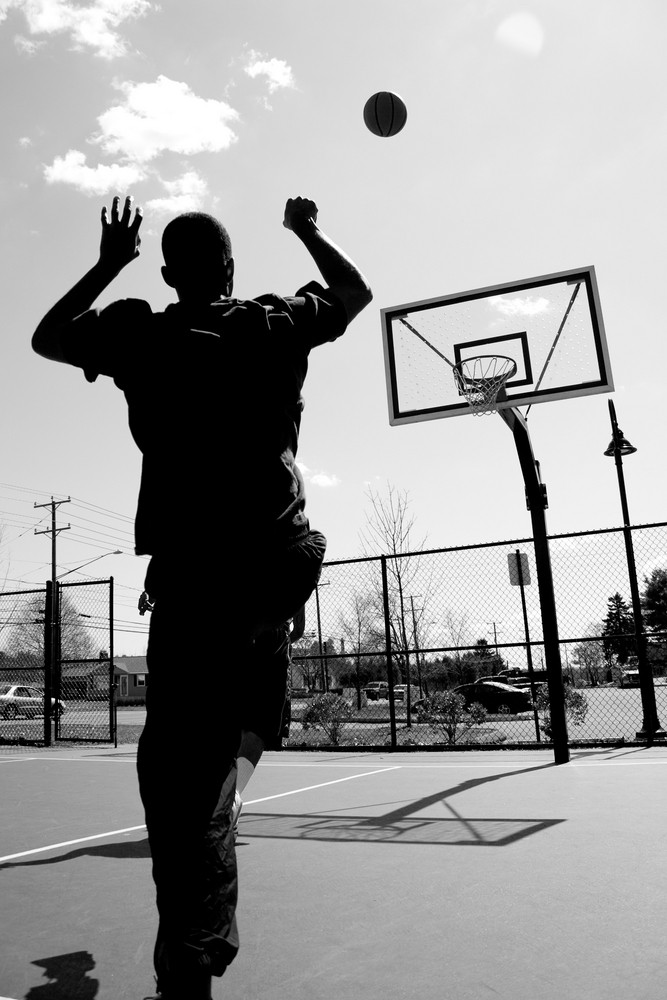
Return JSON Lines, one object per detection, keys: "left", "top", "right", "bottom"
{"left": 452, "top": 355, "right": 518, "bottom": 416}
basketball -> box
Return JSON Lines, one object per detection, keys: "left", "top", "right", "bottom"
{"left": 363, "top": 91, "right": 407, "bottom": 137}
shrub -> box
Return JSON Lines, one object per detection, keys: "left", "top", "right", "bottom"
{"left": 414, "top": 690, "right": 488, "bottom": 744}
{"left": 301, "top": 693, "right": 352, "bottom": 745}
{"left": 534, "top": 684, "right": 588, "bottom": 739}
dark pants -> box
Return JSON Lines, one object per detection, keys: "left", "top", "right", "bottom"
{"left": 240, "top": 621, "right": 292, "bottom": 747}
{"left": 137, "top": 529, "right": 326, "bottom": 988}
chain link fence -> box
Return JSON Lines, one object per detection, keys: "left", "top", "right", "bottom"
{"left": 0, "top": 579, "right": 114, "bottom": 746}
{"left": 288, "top": 523, "right": 667, "bottom": 750}
{"left": 0, "top": 587, "right": 51, "bottom": 745}
{"left": 56, "top": 579, "right": 115, "bottom": 743}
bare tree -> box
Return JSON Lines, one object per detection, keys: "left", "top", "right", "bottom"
{"left": 440, "top": 609, "right": 473, "bottom": 683}
{"left": 3, "top": 591, "right": 95, "bottom": 663}
{"left": 572, "top": 625, "right": 606, "bottom": 687}
{"left": 359, "top": 484, "right": 434, "bottom": 690}
{"left": 339, "top": 590, "right": 380, "bottom": 707}
{"left": 290, "top": 635, "right": 323, "bottom": 692}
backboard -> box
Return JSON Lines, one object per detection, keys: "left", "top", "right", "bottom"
{"left": 381, "top": 266, "right": 613, "bottom": 424}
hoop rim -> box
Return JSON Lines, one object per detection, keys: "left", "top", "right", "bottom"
{"left": 452, "top": 354, "right": 519, "bottom": 384}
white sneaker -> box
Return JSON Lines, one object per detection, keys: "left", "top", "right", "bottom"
{"left": 231, "top": 789, "right": 243, "bottom": 839}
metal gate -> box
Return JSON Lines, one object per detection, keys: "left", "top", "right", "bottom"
{"left": 0, "top": 579, "right": 115, "bottom": 746}
{"left": 55, "top": 578, "right": 115, "bottom": 744}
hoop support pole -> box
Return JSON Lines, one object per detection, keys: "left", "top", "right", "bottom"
{"left": 499, "top": 405, "right": 570, "bottom": 764}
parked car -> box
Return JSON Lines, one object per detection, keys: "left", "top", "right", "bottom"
{"left": 0, "top": 684, "right": 66, "bottom": 720}
{"left": 454, "top": 680, "right": 533, "bottom": 715}
{"left": 393, "top": 684, "right": 413, "bottom": 702}
{"left": 365, "top": 681, "right": 389, "bottom": 700}
{"left": 619, "top": 669, "right": 641, "bottom": 688}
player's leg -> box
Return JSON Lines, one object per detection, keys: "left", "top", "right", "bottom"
{"left": 137, "top": 558, "right": 243, "bottom": 997}
{"left": 248, "top": 530, "right": 326, "bottom": 636}
{"left": 233, "top": 622, "right": 291, "bottom": 836}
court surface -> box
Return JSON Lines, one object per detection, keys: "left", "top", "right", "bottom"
{"left": 1, "top": 746, "right": 665, "bottom": 1000}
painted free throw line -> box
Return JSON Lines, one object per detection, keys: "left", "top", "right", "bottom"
{"left": 0, "top": 766, "right": 398, "bottom": 865}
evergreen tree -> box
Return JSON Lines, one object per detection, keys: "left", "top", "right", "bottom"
{"left": 601, "top": 593, "right": 635, "bottom": 665}
{"left": 642, "top": 569, "right": 667, "bottom": 635}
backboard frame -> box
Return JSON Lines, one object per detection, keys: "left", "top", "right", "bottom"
{"left": 381, "top": 266, "right": 613, "bottom": 425}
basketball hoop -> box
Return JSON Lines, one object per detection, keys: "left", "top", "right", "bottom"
{"left": 452, "top": 355, "right": 518, "bottom": 415}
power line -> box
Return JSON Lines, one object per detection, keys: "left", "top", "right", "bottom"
{"left": 68, "top": 496, "right": 135, "bottom": 524}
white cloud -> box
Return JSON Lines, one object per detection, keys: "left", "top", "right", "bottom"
{"left": 18, "top": 135, "right": 33, "bottom": 147}
{"left": 44, "top": 76, "right": 241, "bottom": 199}
{"left": 0, "top": 1, "right": 22, "bottom": 22}
{"left": 297, "top": 462, "right": 341, "bottom": 488}
{"left": 95, "top": 76, "right": 240, "bottom": 163}
{"left": 491, "top": 295, "right": 551, "bottom": 317}
{"left": 144, "top": 171, "right": 208, "bottom": 215}
{"left": 14, "top": 33, "right": 45, "bottom": 54}
{"left": 244, "top": 49, "right": 295, "bottom": 94}
{"left": 43, "top": 149, "right": 146, "bottom": 194}
{"left": 495, "top": 12, "right": 545, "bottom": 57}
{"left": 310, "top": 473, "right": 341, "bottom": 488}
{"left": 2, "top": 0, "right": 154, "bottom": 59}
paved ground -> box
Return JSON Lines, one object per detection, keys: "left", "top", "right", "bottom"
{"left": 1, "top": 746, "right": 666, "bottom": 1000}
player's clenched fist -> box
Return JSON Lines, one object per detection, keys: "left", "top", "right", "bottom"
{"left": 283, "top": 197, "right": 318, "bottom": 232}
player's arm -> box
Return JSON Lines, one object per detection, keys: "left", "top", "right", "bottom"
{"left": 283, "top": 197, "right": 372, "bottom": 322}
{"left": 32, "top": 195, "right": 143, "bottom": 362}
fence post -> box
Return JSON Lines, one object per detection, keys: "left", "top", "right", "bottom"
{"left": 381, "top": 556, "right": 397, "bottom": 749}
{"left": 43, "top": 580, "right": 53, "bottom": 747}
{"left": 110, "top": 576, "right": 117, "bottom": 748}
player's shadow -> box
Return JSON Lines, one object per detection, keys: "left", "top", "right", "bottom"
{"left": 26, "top": 950, "right": 99, "bottom": 1000}
{"left": 0, "top": 837, "right": 150, "bottom": 872}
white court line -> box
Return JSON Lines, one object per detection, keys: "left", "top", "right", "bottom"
{"left": 0, "top": 755, "right": 137, "bottom": 765}
{"left": 0, "top": 767, "right": 398, "bottom": 864}
{"left": 0, "top": 756, "right": 44, "bottom": 765}
{"left": 260, "top": 761, "right": 540, "bottom": 769}
{"left": 245, "top": 766, "right": 400, "bottom": 804}
{"left": 260, "top": 757, "right": 667, "bottom": 768}
{"left": 2, "top": 753, "right": 665, "bottom": 769}
{"left": 0, "top": 825, "right": 147, "bottom": 865}
{"left": 3, "top": 755, "right": 665, "bottom": 770}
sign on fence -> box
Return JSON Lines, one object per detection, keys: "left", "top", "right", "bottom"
{"left": 507, "top": 551, "right": 531, "bottom": 586}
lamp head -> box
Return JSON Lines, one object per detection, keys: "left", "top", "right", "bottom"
{"left": 604, "top": 431, "right": 637, "bottom": 457}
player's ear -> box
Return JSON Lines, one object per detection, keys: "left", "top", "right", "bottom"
{"left": 225, "top": 258, "right": 235, "bottom": 295}
{"left": 161, "top": 265, "right": 176, "bottom": 289}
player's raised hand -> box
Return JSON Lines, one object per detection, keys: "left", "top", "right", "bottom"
{"left": 283, "top": 196, "right": 318, "bottom": 232}
{"left": 99, "top": 195, "right": 143, "bottom": 271}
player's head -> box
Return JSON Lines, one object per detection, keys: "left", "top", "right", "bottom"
{"left": 161, "top": 212, "right": 234, "bottom": 302}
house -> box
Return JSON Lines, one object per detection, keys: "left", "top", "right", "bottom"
{"left": 114, "top": 656, "right": 148, "bottom": 704}
{"left": 61, "top": 661, "right": 111, "bottom": 700}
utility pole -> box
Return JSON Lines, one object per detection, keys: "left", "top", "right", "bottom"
{"left": 487, "top": 621, "right": 502, "bottom": 656}
{"left": 35, "top": 497, "right": 70, "bottom": 745}
{"left": 409, "top": 595, "right": 425, "bottom": 698}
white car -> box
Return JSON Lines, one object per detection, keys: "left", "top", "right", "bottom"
{"left": 0, "top": 683, "right": 65, "bottom": 720}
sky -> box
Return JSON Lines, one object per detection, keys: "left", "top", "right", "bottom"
{"left": 1, "top": 0, "right": 666, "bottom": 655}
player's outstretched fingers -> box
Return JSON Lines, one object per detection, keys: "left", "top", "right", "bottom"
{"left": 131, "top": 204, "right": 143, "bottom": 236}
{"left": 120, "top": 195, "right": 134, "bottom": 225}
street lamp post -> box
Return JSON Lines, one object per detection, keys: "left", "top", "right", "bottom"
{"left": 314, "top": 580, "right": 330, "bottom": 692}
{"left": 56, "top": 550, "right": 123, "bottom": 580}
{"left": 604, "top": 400, "right": 665, "bottom": 741}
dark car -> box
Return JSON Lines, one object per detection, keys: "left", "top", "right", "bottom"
{"left": 365, "top": 682, "right": 389, "bottom": 701}
{"left": 454, "top": 680, "right": 533, "bottom": 715}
